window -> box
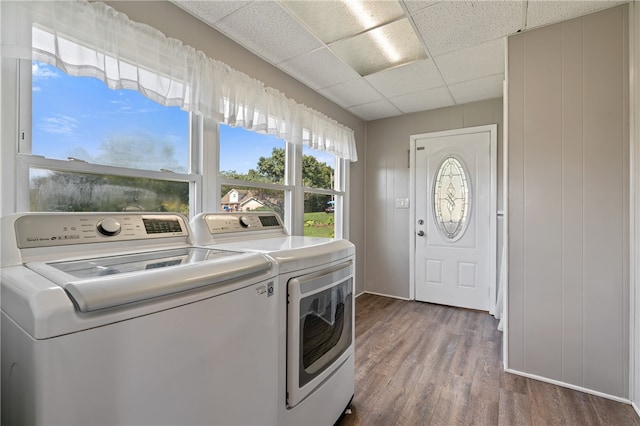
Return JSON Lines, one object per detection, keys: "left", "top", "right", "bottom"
{"left": 7, "top": 11, "right": 351, "bottom": 237}
{"left": 218, "top": 124, "right": 287, "bottom": 221}
{"left": 433, "top": 156, "right": 471, "bottom": 241}
{"left": 31, "top": 62, "right": 189, "bottom": 172}
{"left": 218, "top": 125, "right": 347, "bottom": 237}
{"left": 303, "top": 146, "right": 339, "bottom": 238}
{"left": 22, "top": 61, "right": 195, "bottom": 214}
{"left": 219, "top": 124, "right": 286, "bottom": 184}
{"left": 29, "top": 168, "right": 189, "bottom": 213}
{"left": 17, "top": 60, "right": 348, "bottom": 236}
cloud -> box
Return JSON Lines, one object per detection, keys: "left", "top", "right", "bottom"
{"left": 105, "top": 100, "right": 156, "bottom": 115}
{"left": 32, "top": 86, "right": 41, "bottom": 92}
{"left": 32, "top": 62, "right": 61, "bottom": 80}
{"left": 116, "top": 106, "right": 157, "bottom": 114}
{"left": 39, "top": 114, "right": 78, "bottom": 135}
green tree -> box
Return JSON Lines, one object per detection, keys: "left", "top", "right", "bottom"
{"left": 302, "top": 154, "right": 333, "bottom": 189}
{"left": 219, "top": 147, "right": 336, "bottom": 215}
{"left": 250, "top": 147, "right": 334, "bottom": 189}
{"left": 255, "top": 147, "right": 286, "bottom": 183}
{"left": 219, "top": 170, "right": 247, "bottom": 180}
{"left": 255, "top": 148, "right": 334, "bottom": 213}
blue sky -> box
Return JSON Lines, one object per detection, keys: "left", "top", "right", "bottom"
{"left": 33, "top": 61, "right": 335, "bottom": 175}
{"left": 32, "top": 61, "right": 189, "bottom": 172}
{"left": 219, "top": 124, "right": 284, "bottom": 174}
{"left": 220, "top": 125, "right": 335, "bottom": 175}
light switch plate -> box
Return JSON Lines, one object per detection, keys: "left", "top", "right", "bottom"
{"left": 395, "top": 198, "right": 410, "bottom": 209}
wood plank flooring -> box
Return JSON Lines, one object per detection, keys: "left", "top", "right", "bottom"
{"left": 337, "top": 293, "right": 640, "bottom": 426}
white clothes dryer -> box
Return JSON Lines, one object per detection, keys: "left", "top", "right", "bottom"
{"left": 1, "top": 212, "right": 278, "bottom": 426}
{"left": 191, "top": 212, "right": 355, "bottom": 426}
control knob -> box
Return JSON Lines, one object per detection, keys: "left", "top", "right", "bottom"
{"left": 239, "top": 216, "right": 251, "bottom": 228}
{"left": 97, "top": 218, "right": 122, "bottom": 236}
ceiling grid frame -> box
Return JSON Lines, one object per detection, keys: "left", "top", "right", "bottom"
{"left": 173, "top": 0, "right": 629, "bottom": 121}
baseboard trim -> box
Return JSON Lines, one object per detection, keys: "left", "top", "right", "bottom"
{"left": 361, "top": 290, "right": 411, "bottom": 301}
{"left": 504, "top": 368, "right": 631, "bottom": 405}
{"left": 632, "top": 401, "right": 640, "bottom": 418}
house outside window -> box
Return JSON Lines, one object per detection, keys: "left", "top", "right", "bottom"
{"left": 220, "top": 189, "right": 265, "bottom": 212}
{"left": 218, "top": 124, "right": 347, "bottom": 238}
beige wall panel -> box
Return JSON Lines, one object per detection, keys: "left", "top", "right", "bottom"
{"left": 560, "top": 18, "right": 585, "bottom": 387}
{"left": 507, "top": 5, "right": 629, "bottom": 398}
{"left": 581, "top": 6, "right": 628, "bottom": 396}
{"left": 366, "top": 99, "right": 502, "bottom": 298}
{"left": 105, "top": 1, "right": 368, "bottom": 295}
{"left": 365, "top": 125, "right": 410, "bottom": 297}
{"left": 507, "top": 35, "right": 526, "bottom": 371}
{"left": 522, "top": 24, "right": 564, "bottom": 379}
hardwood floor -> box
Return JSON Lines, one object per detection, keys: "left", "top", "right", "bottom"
{"left": 337, "top": 293, "right": 640, "bottom": 426}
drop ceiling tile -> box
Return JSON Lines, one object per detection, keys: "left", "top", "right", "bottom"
{"left": 435, "top": 38, "right": 504, "bottom": 85}
{"left": 330, "top": 18, "right": 427, "bottom": 76}
{"left": 448, "top": 74, "right": 504, "bottom": 105}
{"left": 526, "top": 0, "right": 626, "bottom": 29}
{"left": 278, "top": 48, "right": 361, "bottom": 91}
{"left": 319, "top": 78, "right": 384, "bottom": 108}
{"left": 364, "top": 59, "right": 444, "bottom": 98}
{"left": 403, "top": 0, "right": 441, "bottom": 14}
{"left": 172, "top": 1, "right": 250, "bottom": 25}
{"left": 390, "top": 86, "right": 455, "bottom": 114}
{"left": 282, "top": 0, "right": 404, "bottom": 44}
{"left": 213, "top": 1, "right": 323, "bottom": 65}
{"left": 348, "top": 100, "right": 403, "bottom": 121}
{"left": 411, "top": 1, "right": 522, "bottom": 56}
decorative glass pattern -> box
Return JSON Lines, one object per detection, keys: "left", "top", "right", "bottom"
{"left": 433, "top": 156, "right": 471, "bottom": 241}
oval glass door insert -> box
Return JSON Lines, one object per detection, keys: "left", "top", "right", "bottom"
{"left": 433, "top": 156, "right": 471, "bottom": 241}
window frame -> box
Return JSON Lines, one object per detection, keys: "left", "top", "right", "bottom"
{"left": 16, "top": 58, "right": 201, "bottom": 215}
{"left": 301, "top": 145, "right": 347, "bottom": 239}
{"left": 215, "top": 128, "right": 348, "bottom": 239}
{"left": 9, "top": 48, "right": 349, "bottom": 238}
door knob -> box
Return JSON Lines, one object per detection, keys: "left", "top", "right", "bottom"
{"left": 417, "top": 230, "right": 425, "bottom": 237}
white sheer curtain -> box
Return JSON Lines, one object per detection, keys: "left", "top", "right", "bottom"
{"left": 2, "top": 0, "right": 357, "bottom": 161}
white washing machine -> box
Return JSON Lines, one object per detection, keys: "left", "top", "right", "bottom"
{"left": 191, "top": 212, "right": 355, "bottom": 426}
{"left": 1, "top": 212, "right": 278, "bottom": 426}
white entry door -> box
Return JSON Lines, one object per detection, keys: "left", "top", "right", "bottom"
{"left": 411, "top": 125, "right": 496, "bottom": 311}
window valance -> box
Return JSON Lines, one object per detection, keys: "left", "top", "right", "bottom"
{"left": 1, "top": 0, "right": 358, "bottom": 161}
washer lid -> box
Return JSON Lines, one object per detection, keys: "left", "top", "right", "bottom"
{"left": 268, "top": 239, "right": 354, "bottom": 274}
{"left": 211, "top": 237, "right": 355, "bottom": 274}
{"left": 26, "top": 248, "right": 273, "bottom": 312}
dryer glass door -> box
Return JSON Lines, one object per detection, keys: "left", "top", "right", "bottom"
{"left": 287, "top": 261, "right": 354, "bottom": 408}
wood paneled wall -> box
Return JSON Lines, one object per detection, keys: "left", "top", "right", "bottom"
{"left": 365, "top": 99, "right": 503, "bottom": 299}
{"left": 507, "top": 5, "right": 629, "bottom": 398}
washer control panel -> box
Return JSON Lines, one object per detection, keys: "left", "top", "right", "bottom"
{"left": 203, "top": 212, "right": 283, "bottom": 235}
{"left": 15, "top": 213, "right": 189, "bottom": 248}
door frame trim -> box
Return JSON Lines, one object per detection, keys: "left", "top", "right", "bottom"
{"left": 409, "top": 124, "right": 498, "bottom": 312}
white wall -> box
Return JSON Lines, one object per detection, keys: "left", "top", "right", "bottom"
{"left": 507, "top": 5, "right": 629, "bottom": 399}
{"left": 631, "top": 0, "right": 640, "bottom": 411}
{"left": 365, "top": 99, "right": 503, "bottom": 299}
